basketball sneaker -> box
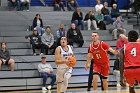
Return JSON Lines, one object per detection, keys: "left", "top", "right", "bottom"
{"left": 42, "top": 87, "right": 47, "bottom": 91}
{"left": 47, "top": 85, "right": 52, "bottom": 90}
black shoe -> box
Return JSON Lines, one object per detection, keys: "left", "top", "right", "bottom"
{"left": 129, "top": 87, "right": 135, "bottom": 93}
{"left": 87, "top": 88, "right": 90, "bottom": 91}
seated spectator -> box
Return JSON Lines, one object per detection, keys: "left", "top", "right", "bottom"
{"left": 41, "top": 26, "right": 56, "bottom": 55}
{"left": 56, "top": 23, "right": 66, "bottom": 38}
{"left": 32, "top": 14, "right": 45, "bottom": 36}
{"left": 67, "top": 23, "right": 84, "bottom": 47}
{"left": 54, "top": 0, "right": 65, "bottom": 11}
{"left": 95, "top": 10, "right": 106, "bottom": 30}
{"left": 8, "top": 0, "right": 18, "bottom": 11}
{"left": 56, "top": 23, "right": 66, "bottom": 46}
{"left": 112, "top": 16, "right": 126, "bottom": 40}
{"left": 67, "top": 0, "right": 79, "bottom": 11}
{"left": 84, "top": 9, "right": 99, "bottom": 30}
{"left": 101, "top": 2, "right": 114, "bottom": 25}
{"left": 38, "top": 55, "right": 56, "bottom": 91}
{"left": 0, "top": 42, "right": 15, "bottom": 71}
{"left": 111, "top": 4, "right": 120, "bottom": 21}
{"left": 95, "top": 0, "right": 103, "bottom": 12}
{"left": 20, "top": 0, "right": 29, "bottom": 11}
{"left": 25, "top": 28, "right": 43, "bottom": 55}
{"left": 71, "top": 7, "right": 84, "bottom": 30}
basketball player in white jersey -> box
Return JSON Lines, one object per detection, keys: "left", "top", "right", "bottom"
{"left": 55, "top": 37, "right": 75, "bottom": 93}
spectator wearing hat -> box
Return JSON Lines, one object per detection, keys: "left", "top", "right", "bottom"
{"left": 25, "top": 28, "right": 43, "bottom": 55}
{"left": 38, "top": 55, "right": 56, "bottom": 91}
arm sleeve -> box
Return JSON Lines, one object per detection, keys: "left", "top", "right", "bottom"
{"left": 41, "top": 35, "right": 49, "bottom": 46}
{"left": 50, "top": 34, "right": 54, "bottom": 46}
{"left": 6, "top": 50, "right": 10, "bottom": 61}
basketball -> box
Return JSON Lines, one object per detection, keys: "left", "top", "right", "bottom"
{"left": 66, "top": 56, "right": 76, "bottom": 67}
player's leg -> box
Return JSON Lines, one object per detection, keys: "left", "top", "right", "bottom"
{"left": 93, "top": 74, "right": 99, "bottom": 91}
{"left": 124, "top": 69, "right": 136, "bottom": 93}
{"left": 101, "top": 64, "right": 110, "bottom": 92}
{"left": 102, "top": 77, "right": 108, "bottom": 91}
{"left": 62, "top": 68, "right": 72, "bottom": 92}
{"left": 56, "top": 68, "right": 65, "bottom": 93}
{"left": 92, "top": 64, "right": 101, "bottom": 91}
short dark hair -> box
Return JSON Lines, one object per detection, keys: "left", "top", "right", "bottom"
{"left": 92, "top": 32, "right": 98, "bottom": 34}
{"left": 128, "top": 30, "right": 139, "bottom": 42}
{"left": 36, "top": 14, "right": 40, "bottom": 17}
{"left": 45, "top": 26, "right": 51, "bottom": 29}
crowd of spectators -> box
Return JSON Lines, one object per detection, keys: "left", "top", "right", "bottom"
{"left": 0, "top": 0, "right": 130, "bottom": 91}
{"left": 8, "top": 0, "right": 30, "bottom": 11}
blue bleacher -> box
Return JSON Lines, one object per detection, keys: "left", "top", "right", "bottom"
{"left": 30, "top": 0, "right": 130, "bottom": 9}
{"left": 30, "top": 0, "right": 44, "bottom": 6}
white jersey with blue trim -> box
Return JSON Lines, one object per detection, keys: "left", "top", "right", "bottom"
{"left": 57, "top": 45, "right": 73, "bottom": 68}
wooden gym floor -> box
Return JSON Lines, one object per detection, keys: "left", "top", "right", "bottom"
{"left": 1, "top": 86, "right": 140, "bottom": 93}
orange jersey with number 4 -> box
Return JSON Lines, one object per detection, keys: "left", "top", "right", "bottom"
{"left": 124, "top": 42, "right": 140, "bottom": 68}
{"left": 89, "top": 41, "right": 110, "bottom": 65}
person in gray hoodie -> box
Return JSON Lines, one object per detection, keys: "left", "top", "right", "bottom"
{"left": 41, "top": 26, "right": 56, "bottom": 55}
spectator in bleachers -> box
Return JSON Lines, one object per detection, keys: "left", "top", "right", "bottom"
{"left": 95, "top": 10, "right": 106, "bottom": 30}
{"left": 112, "top": 16, "right": 126, "bottom": 40}
{"left": 38, "top": 55, "right": 56, "bottom": 91}
{"left": 8, "top": 0, "right": 18, "bottom": 11}
{"left": 67, "top": 23, "right": 84, "bottom": 47}
{"left": 71, "top": 7, "right": 84, "bottom": 30}
{"left": 56, "top": 23, "right": 66, "bottom": 38}
{"left": 95, "top": 0, "right": 103, "bottom": 12}
{"left": 20, "top": 0, "right": 29, "bottom": 11}
{"left": 67, "top": 0, "right": 79, "bottom": 11}
{"left": 0, "top": 42, "right": 15, "bottom": 71}
{"left": 84, "top": 10, "right": 99, "bottom": 30}
{"left": 25, "top": 28, "right": 43, "bottom": 56}
{"left": 56, "top": 23, "right": 66, "bottom": 46}
{"left": 32, "top": 14, "right": 45, "bottom": 36}
{"left": 111, "top": 4, "right": 120, "bottom": 21}
{"left": 41, "top": 26, "right": 56, "bottom": 55}
{"left": 54, "top": 0, "right": 65, "bottom": 11}
{"left": 101, "top": 2, "right": 114, "bottom": 25}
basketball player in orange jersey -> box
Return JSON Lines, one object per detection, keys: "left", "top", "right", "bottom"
{"left": 55, "top": 37, "right": 75, "bottom": 93}
{"left": 85, "top": 32, "right": 119, "bottom": 93}
{"left": 120, "top": 30, "right": 140, "bottom": 93}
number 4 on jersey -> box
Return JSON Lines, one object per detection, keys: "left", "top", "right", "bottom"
{"left": 131, "top": 48, "right": 136, "bottom": 57}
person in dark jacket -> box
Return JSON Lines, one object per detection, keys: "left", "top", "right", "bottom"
{"left": 67, "top": 0, "right": 79, "bottom": 11}
{"left": 71, "top": 7, "right": 84, "bottom": 30}
{"left": 111, "top": 4, "right": 120, "bottom": 21}
{"left": 0, "top": 42, "right": 15, "bottom": 71}
{"left": 25, "top": 28, "right": 43, "bottom": 55}
{"left": 84, "top": 9, "right": 99, "bottom": 30}
{"left": 54, "top": 0, "right": 65, "bottom": 11}
{"left": 101, "top": 2, "right": 114, "bottom": 25}
{"left": 32, "top": 14, "right": 45, "bottom": 36}
{"left": 8, "top": 0, "right": 18, "bottom": 10}
{"left": 67, "top": 23, "right": 84, "bottom": 47}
